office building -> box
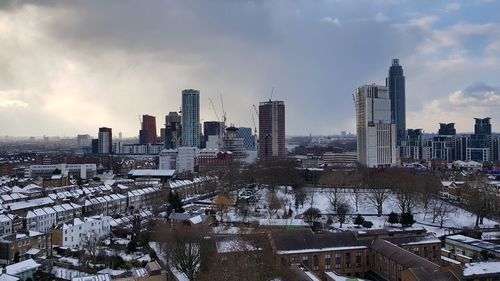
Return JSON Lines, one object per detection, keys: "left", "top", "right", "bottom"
{"left": 386, "top": 59, "right": 406, "bottom": 144}
{"left": 259, "top": 100, "right": 285, "bottom": 161}
{"left": 203, "top": 121, "right": 224, "bottom": 149}
{"left": 432, "top": 123, "right": 456, "bottom": 161}
{"left": 97, "top": 127, "right": 112, "bottom": 154}
{"left": 29, "top": 163, "right": 97, "bottom": 179}
{"left": 177, "top": 147, "right": 197, "bottom": 172}
{"left": 165, "top": 112, "right": 182, "bottom": 149}
{"left": 355, "top": 84, "right": 397, "bottom": 167}
{"left": 181, "top": 89, "right": 200, "bottom": 148}
{"left": 139, "top": 114, "right": 157, "bottom": 144}
{"left": 467, "top": 118, "right": 493, "bottom": 162}
{"left": 236, "top": 127, "right": 256, "bottom": 150}
{"left": 76, "top": 134, "right": 92, "bottom": 147}
{"left": 400, "top": 129, "right": 423, "bottom": 160}
{"left": 223, "top": 126, "right": 246, "bottom": 159}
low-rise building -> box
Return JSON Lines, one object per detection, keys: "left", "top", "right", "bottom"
{"left": 5, "top": 259, "right": 41, "bottom": 281}
{"left": 273, "top": 228, "right": 450, "bottom": 281}
{"left": 445, "top": 234, "right": 500, "bottom": 261}
{"left": 0, "top": 231, "right": 51, "bottom": 265}
{"left": 52, "top": 216, "right": 111, "bottom": 249}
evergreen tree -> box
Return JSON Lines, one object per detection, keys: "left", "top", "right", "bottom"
{"left": 354, "top": 214, "right": 365, "bottom": 227}
{"left": 387, "top": 211, "right": 400, "bottom": 225}
{"left": 401, "top": 212, "right": 415, "bottom": 227}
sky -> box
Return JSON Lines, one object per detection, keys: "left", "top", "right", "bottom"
{"left": 0, "top": 0, "right": 499, "bottom": 137}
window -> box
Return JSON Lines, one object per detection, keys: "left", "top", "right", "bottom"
{"left": 356, "top": 251, "right": 362, "bottom": 267}
{"left": 335, "top": 253, "right": 341, "bottom": 269}
{"left": 345, "top": 252, "right": 351, "bottom": 268}
{"left": 325, "top": 254, "right": 331, "bottom": 270}
{"left": 414, "top": 247, "right": 420, "bottom": 255}
{"left": 303, "top": 256, "right": 309, "bottom": 268}
{"left": 313, "top": 255, "right": 319, "bottom": 271}
{"left": 291, "top": 256, "right": 298, "bottom": 263}
{"left": 424, "top": 247, "right": 428, "bottom": 258}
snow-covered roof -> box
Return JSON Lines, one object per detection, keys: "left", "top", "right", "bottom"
{"left": 5, "top": 259, "right": 40, "bottom": 275}
{"left": 0, "top": 273, "right": 20, "bottom": 281}
{"left": 128, "top": 169, "right": 175, "bottom": 177}
{"left": 463, "top": 262, "right": 500, "bottom": 277}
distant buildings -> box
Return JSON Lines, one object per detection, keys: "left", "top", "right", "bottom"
{"left": 400, "top": 118, "right": 500, "bottom": 164}
{"left": 29, "top": 164, "right": 97, "bottom": 180}
{"left": 97, "top": 127, "right": 112, "bottom": 154}
{"left": 139, "top": 115, "right": 157, "bottom": 144}
{"left": 165, "top": 112, "right": 182, "bottom": 149}
{"left": 386, "top": 59, "right": 406, "bottom": 144}
{"left": 181, "top": 89, "right": 201, "bottom": 148}
{"left": 259, "top": 100, "right": 285, "bottom": 161}
{"left": 76, "top": 134, "right": 92, "bottom": 147}
{"left": 355, "top": 84, "right": 397, "bottom": 168}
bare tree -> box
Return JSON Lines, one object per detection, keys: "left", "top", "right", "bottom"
{"left": 294, "top": 187, "right": 307, "bottom": 210}
{"left": 327, "top": 188, "right": 339, "bottom": 210}
{"left": 156, "top": 223, "right": 211, "bottom": 281}
{"left": 464, "top": 174, "right": 496, "bottom": 227}
{"left": 335, "top": 201, "right": 351, "bottom": 228}
{"left": 82, "top": 231, "right": 99, "bottom": 267}
{"left": 366, "top": 188, "right": 390, "bottom": 216}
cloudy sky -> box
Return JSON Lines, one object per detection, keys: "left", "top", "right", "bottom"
{"left": 1, "top": 0, "right": 499, "bottom": 137}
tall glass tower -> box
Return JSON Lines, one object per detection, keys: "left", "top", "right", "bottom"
{"left": 181, "top": 89, "right": 200, "bottom": 148}
{"left": 386, "top": 59, "right": 406, "bottom": 144}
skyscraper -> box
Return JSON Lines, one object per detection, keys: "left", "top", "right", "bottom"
{"left": 355, "top": 85, "right": 397, "bottom": 167}
{"left": 259, "top": 100, "right": 285, "bottom": 161}
{"left": 165, "top": 112, "right": 182, "bottom": 149}
{"left": 98, "top": 127, "right": 112, "bottom": 154}
{"left": 181, "top": 89, "right": 200, "bottom": 147}
{"left": 386, "top": 59, "right": 406, "bottom": 144}
{"left": 139, "top": 114, "right": 157, "bottom": 144}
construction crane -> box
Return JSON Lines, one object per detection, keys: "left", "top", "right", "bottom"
{"left": 252, "top": 104, "right": 259, "bottom": 117}
{"left": 269, "top": 86, "right": 275, "bottom": 100}
{"left": 252, "top": 113, "right": 257, "bottom": 135}
{"left": 219, "top": 93, "right": 227, "bottom": 125}
{"left": 208, "top": 98, "right": 220, "bottom": 122}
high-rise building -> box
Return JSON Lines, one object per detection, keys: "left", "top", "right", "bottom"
{"left": 259, "top": 100, "right": 285, "bottom": 161}
{"left": 355, "top": 85, "right": 397, "bottom": 167}
{"left": 203, "top": 121, "right": 224, "bottom": 150}
{"left": 139, "top": 114, "right": 157, "bottom": 144}
{"left": 223, "top": 126, "right": 245, "bottom": 159}
{"left": 400, "top": 129, "right": 423, "bottom": 160}
{"left": 98, "top": 127, "right": 112, "bottom": 154}
{"left": 181, "top": 89, "right": 200, "bottom": 148}
{"left": 236, "top": 127, "right": 256, "bottom": 150}
{"left": 165, "top": 112, "right": 182, "bottom": 149}
{"left": 386, "top": 59, "right": 406, "bottom": 144}
{"left": 467, "top": 117, "right": 493, "bottom": 162}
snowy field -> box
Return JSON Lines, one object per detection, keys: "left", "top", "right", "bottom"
{"left": 217, "top": 186, "right": 499, "bottom": 237}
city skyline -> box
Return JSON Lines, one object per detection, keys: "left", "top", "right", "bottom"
{"left": 0, "top": 1, "right": 500, "bottom": 136}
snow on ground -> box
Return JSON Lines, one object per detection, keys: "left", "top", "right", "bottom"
{"left": 219, "top": 186, "right": 499, "bottom": 237}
